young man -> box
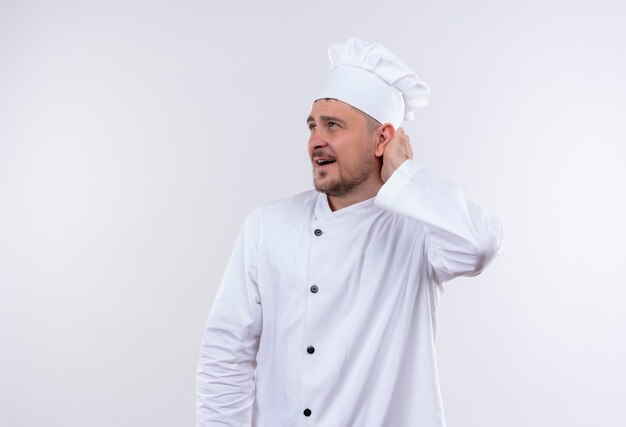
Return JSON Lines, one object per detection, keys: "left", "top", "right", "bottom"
{"left": 197, "top": 37, "right": 502, "bottom": 427}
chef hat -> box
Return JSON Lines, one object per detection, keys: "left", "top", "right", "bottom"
{"left": 316, "top": 37, "right": 430, "bottom": 129}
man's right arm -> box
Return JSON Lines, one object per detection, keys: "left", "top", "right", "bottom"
{"left": 196, "top": 212, "right": 262, "bottom": 426}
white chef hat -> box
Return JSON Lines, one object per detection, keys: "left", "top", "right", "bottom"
{"left": 316, "top": 37, "right": 430, "bottom": 129}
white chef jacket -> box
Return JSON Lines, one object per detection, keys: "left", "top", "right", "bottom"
{"left": 197, "top": 159, "right": 502, "bottom": 427}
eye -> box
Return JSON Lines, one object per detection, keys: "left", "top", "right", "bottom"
{"left": 328, "top": 122, "right": 338, "bottom": 128}
{"left": 308, "top": 123, "right": 316, "bottom": 131}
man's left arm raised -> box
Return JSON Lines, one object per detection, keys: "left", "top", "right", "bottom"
{"left": 375, "top": 128, "right": 503, "bottom": 283}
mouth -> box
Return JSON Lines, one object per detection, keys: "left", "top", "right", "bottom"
{"left": 313, "top": 158, "right": 336, "bottom": 167}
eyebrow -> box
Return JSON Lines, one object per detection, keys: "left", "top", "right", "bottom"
{"left": 306, "top": 115, "right": 347, "bottom": 125}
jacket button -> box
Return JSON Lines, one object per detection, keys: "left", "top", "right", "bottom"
{"left": 307, "top": 346, "right": 315, "bottom": 354}
{"left": 314, "top": 228, "right": 323, "bottom": 236}
{"left": 303, "top": 408, "right": 312, "bottom": 417}
{"left": 310, "top": 285, "right": 318, "bottom": 293}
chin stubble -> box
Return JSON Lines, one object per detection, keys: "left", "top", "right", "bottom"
{"left": 312, "top": 157, "right": 374, "bottom": 197}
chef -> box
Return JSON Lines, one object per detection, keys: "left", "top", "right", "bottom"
{"left": 196, "top": 37, "right": 503, "bottom": 427}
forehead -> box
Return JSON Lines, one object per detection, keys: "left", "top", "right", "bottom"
{"left": 308, "top": 98, "right": 363, "bottom": 121}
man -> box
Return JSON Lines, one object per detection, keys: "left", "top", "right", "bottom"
{"left": 197, "top": 37, "right": 502, "bottom": 426}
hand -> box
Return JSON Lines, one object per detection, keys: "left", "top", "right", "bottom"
{"left": 380, "top": 127, "right": 413, "bottom": 183}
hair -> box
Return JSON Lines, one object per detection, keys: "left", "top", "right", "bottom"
{"left": 365, "top": 114, "right": 382, "bottom": 136}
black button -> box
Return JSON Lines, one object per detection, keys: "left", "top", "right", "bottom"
{"left": 307, "top": 345, "right": 315, "bottom": 354}
{"left": 314, "top": 228, "right": 323, "bottom": 236}
{"left": 303, "top": 408, "right": 312, "bottom": 417}
{"left": 310, "top": 285, "right": 318, "bottom": 293}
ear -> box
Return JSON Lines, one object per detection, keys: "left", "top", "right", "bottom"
{"left": 374, "top": 124, "right": 396, "bottom": 157}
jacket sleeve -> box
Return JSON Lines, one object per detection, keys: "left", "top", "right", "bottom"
{"left": 374, "top": 159, "right": 503, "bottom": 283}
{"left": 196, "top": 211, "right": 262, "bottom": 426}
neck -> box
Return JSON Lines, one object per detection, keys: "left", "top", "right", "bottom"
{"left": 326, "top": 177, "right": 384, "bottom": 211}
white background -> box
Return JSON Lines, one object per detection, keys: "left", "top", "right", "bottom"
{"left": 1, "top": 1, "right": 625, "bottom": 426}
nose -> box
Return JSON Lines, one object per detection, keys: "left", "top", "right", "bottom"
{"left": 308, "top": 128, "right": 328, "bottom": 152}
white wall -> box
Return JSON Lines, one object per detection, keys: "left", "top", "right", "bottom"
{"left": 1, "top": 1, "right": 625, "bottom": 426}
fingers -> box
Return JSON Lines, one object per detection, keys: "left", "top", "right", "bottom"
{"left": 387, "top": 127, "right": 413, "bottom": 159}
{"left": 400, "top": 129, "right": 412, "bottom": 159}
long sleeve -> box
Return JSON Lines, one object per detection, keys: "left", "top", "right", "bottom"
{"left": 375, "top": 159, "right": 503, "bottom": 283}
{"left": 196, "top": 212, "right": 262, "bottom": 426}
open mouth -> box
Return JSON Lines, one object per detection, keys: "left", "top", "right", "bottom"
{"left": 315, "top": 159, "right": 336, "bottom": 166}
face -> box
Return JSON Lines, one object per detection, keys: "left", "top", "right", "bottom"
{"left": 306, "top": 99, "right": 379, "bottom": 197}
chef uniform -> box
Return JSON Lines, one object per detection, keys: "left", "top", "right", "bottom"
{"left": 196, "top": 38, "right": 503, "bottom": 427}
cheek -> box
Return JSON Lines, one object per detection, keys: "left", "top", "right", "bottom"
{"left": 348, "top": 145, "right": 369, "bottom": 163}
